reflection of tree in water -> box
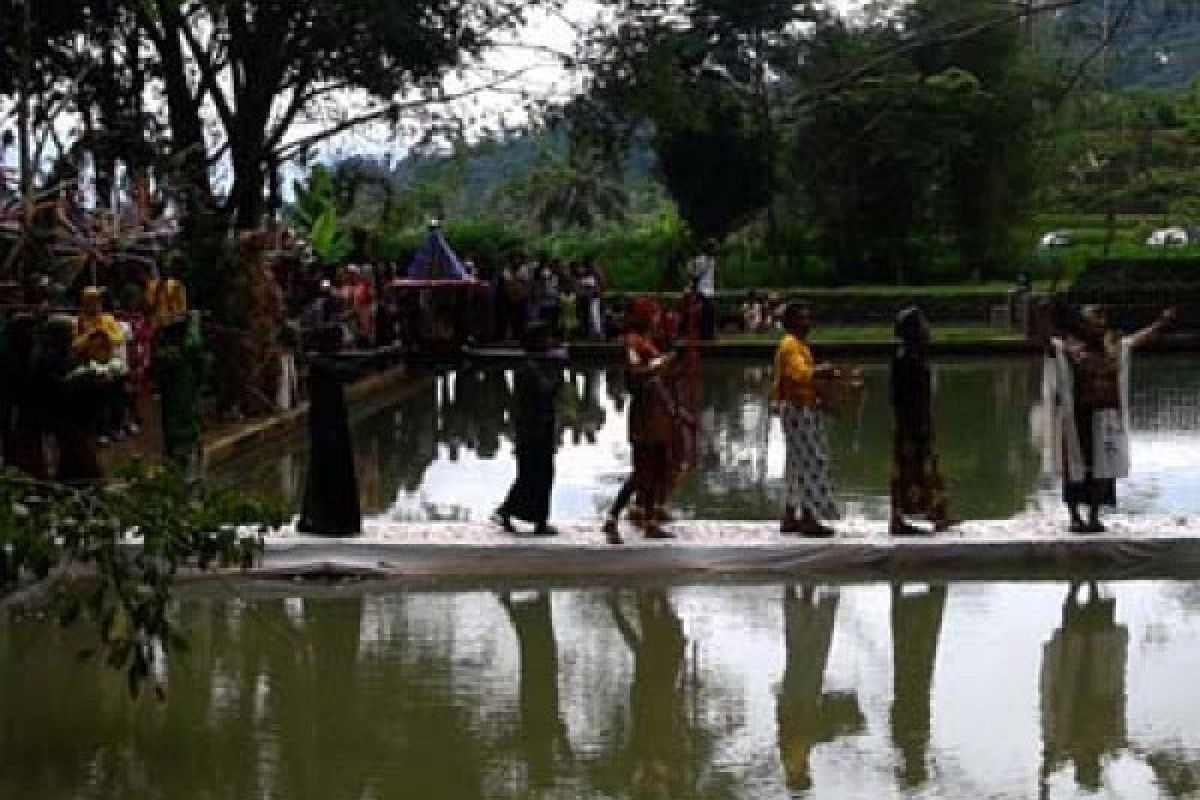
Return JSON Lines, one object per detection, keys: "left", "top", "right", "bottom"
{"left": 835, "top": 360, "right": 1042, "bottom": 520}
{"left": 1146, "top": 749, "right": 1200, "bottom": 799}
{"left": 606, "top": 365, "right": 627, "bottom": 413}
{"left": 177, "top": 597, "right": 495, "bottom": 800}
{"left": 1039, "top": 582, "right": 1128, "bottom": 796}
{"left": 498, "top": 592, "right": 572, "bottom": 789}
{"left": 560, "top": 369, "right": 607, "bottom": 447}
{"left": 593, "top": 590, "right": 739, "bottom": 800}
{"left": 436, "top": 372, "right": 470, "bottom": 462}
{"left": 471, "top": 368, "right": 512, "bottom": 459}
{"left": 776, "top": 586, "right": 865, "bottom": 792}
{"left": 223, "top": 356, "right": 1051, "bottom": 521}
{"left": 672, "top": 362, "right": 777, "bottom": 519}
{"left": 890, "top": 583, "right": 947, "bottom": 789}
{"left": 0, "top": 595, "right": 515, "bottom": 799}
{"left": 441, "top": 367, "right": 514, "bottom": 461}
{"left": 672, "top": 359, "right": 1042, "bottom": 520}
{"left": 393, "top": 376, "right": 438, "bottom": 492}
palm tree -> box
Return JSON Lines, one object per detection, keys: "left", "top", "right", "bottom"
{"left": 510, "top": 150, "right": 630, "bottom": 233}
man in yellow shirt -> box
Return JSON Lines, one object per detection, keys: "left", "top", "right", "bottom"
{"left": 772, "top": 303, "right": 839, "bottom": 537}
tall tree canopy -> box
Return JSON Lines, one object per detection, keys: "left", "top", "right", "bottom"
{"left": 571, "top": 0, "right": 815, "bottom": 242}
{"left": 574, "top": 0, "right": 1049, "bottom": 280}
{"left": 1, "top": 0, "right": 557, "bottom": 230}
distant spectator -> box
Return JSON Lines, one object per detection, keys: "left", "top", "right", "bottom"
{"left": 537, "top": 261, "right": 563, "bottom": 338}
{"left": 500, "top": 254, "right": 532, "bottom": 342}
{"left": 561, "top": 279, "right": 578, "bottom": 340}
{"left": 687, "top": 239, "right": 718, "bottom": 340}
{"left": 576, "top": 259, "right": 606, "bottom": 339}
{"left": 145, "top": 258, "right": 188, "bottom": 326}
{"left": 742, "top": 291, "right": 768, "bottom": 333}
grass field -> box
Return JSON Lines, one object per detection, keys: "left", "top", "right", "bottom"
{"left": 723, "top": 324, "right": 1025, "bottom": 343}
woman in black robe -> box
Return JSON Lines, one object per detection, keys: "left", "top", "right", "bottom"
{"left": 298, "top": 325, "right": 362, "bottom": 536}
{"left": 493, "top": 322, "right": 561, "bottom": 536}
{"left": 890, "top": 307, "right": 955, "bottom": 536}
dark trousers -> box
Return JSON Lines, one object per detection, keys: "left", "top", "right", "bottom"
{"left": 540, "top": 303, "right": 561, "bottom": 339}
{"left": 700, "top": 296, "right": 717, "bottom": 340}
{"left": 500, "top": 441, "right": 555, "bottom": 525}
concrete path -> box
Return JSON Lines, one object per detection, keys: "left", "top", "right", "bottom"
{"left": 247, "top": 513, "right": 1200, "bottom": 585}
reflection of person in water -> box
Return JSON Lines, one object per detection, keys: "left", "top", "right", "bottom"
{"left": 498, "top": 592, "right": 572, "bottom": 789}
{"left": 776, "top": 586, "right": 865, "bottom": 792}
{"left": 890, "top": 583, "right": 946, "bottom": 789}
{"left": 1039, "top": 581, "right": 1128, "bottom": 794}
{"left": 609, "top": 590, "right": 687, "bottom": 798}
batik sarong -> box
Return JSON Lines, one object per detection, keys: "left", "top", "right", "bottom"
{"left": 781, "top": 402, "right": 839, "bottom": 519}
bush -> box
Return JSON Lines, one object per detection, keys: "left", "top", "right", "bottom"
{"left": 366, "top": 215, "right": 1018, "bottom": 290}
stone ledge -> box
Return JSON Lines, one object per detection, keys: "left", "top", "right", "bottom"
{"left": 234, "top": 515, "right": 1200, "bottom": 585}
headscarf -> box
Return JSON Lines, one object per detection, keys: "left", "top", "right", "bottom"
{"left": 81, "top": 286, "right": 102, "bottom": 313}
{"left": 626, "top": 297, "right": 660, "bottom": 332}
{"left": 894, "top": 306, "right": 925, "bottom": 344}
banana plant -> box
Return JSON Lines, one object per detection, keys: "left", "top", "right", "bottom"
{"left": 288, "top": 165, "right": 351, "bottom": 265}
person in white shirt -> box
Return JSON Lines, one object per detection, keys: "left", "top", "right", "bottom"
{"left": 688, "top": 239, "right": 718, "bottom": 340}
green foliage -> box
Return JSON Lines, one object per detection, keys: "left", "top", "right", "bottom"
{"left": 794, "top": 0, "right": 1040, "bottom": 283}
{"left": 288, "top": 166, "right": 352, "bottom": 266}
{"left": 495, "top": 149, "right": 630, "bottom": 233}
{"left": 568, "top": 0, "right": 814, "bottom": 242}
{"left": 0, "top": 462, "right": 281, "bottom": 696}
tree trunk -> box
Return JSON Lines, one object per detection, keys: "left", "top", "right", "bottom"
{"left": 153, "top": 0, "right": 215, "bottom": 219}
{"left": 230, "top": 148, "right": 268, "bottom": 231}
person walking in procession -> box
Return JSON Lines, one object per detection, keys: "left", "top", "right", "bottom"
{"left": 889, "top": 307, "right": 957, "bottom": 536}
{"left": 772, "top": 303, "right": 840, "bottom": 537}
{"left": 493, "top": 322, "right": 562, "bottom": 536}
{"left": 1048, "top": 304, "right": 1175, "bottom": 533}
{"left": 603, "top": 298, "right": 688, "bottom": 543}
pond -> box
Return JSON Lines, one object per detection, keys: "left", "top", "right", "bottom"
{"left": 3, "top": 579, "right": 1200, "bottom": 799}
{"left": 216, "top": 354, "right": 1200, "bottom": 524}
{"left": 6, "top": 356, "right": 1200, "bottom": 799}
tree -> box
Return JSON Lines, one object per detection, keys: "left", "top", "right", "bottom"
{"left": 572, "top": 0, "right": 815, "bottom": 244}
{"left": 501, "top": 148, "right": 629, "bottom": 232}
{"left": 790, "top": 0, "right": 1046, "bottom": 282}
{"left": 906, "top": 0, "right": 1043, "bottom": 280}
{"left": 288, "top": 165, "right": 352, "bottom": 266}
{"left": 130, "top": 0, "right": 556, "bottom": 230}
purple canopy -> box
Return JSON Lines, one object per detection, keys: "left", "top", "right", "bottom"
{"left": 406, "top": 226, "right": 466, "bottom": 280}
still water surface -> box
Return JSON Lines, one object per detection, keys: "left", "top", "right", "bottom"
{"left": 7, "top": 357, "right": 1191, "bottom": 799}
{"left": 2, "top": 581, "right": 1200, "bottom": 799}
{"left": 217, "top": 355, "right": 1200, "bottom": 522}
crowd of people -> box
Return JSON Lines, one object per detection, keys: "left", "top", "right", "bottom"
{"left": 0, "top": 267, "right": 201, "bottom": 485}
{"left": 491, "top": 294, "right": 1177, "bottom": 542}
{"left": 1, "top": 216, "right": 1178, "bottom": 542}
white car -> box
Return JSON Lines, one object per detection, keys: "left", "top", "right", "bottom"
{"left": 1039, "top": 231, "right": 1071, "bottom": 248}
{"left": 1146, "top": 227, "right": 1189, "bottom": 246}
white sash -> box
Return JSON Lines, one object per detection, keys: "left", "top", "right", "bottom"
{"left": 1050, "top": 337, "right": 1132, "bottom": 482}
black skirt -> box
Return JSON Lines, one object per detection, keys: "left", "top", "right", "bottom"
{"left": 1062, "top": 408, "right": 1117, "bottom": 507}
